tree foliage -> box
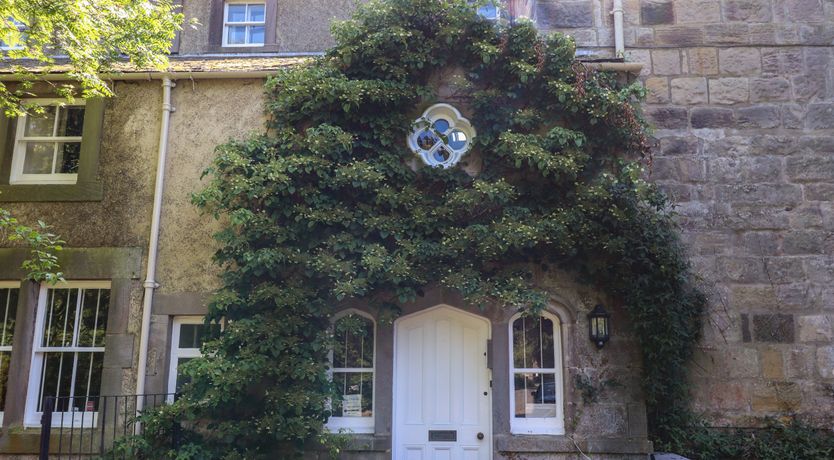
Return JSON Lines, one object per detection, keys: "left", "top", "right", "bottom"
{"left": 0, "top": 208, "right": 63, "bottom": 282}
{"left": 129, "top": 0, "right": 707, "bottom": 458}
{"left": 0, "top": 0, "right": 183, "bottom": 115}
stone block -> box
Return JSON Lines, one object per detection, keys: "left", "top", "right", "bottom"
{"left": 645, "top": 106, "right": 689, "bottom": 129}
{"left": 644, "top": 77, "right": 670, "bottom": 103}
{"left": 537, "top": 1, "right": 594, "bottom": 28}
{"left": 625, "top": 49, "right": 652, "bottom": 75}
{"left": 751, "top": 135, "right": 799, "bottom": 156}
{"left": 719, "top": 48, "right": 762, "bottom": 75}
{"left": 709, "top": 78, "right": 749, "bottom": 105}
{"left": 693, "top": 380, "right": 749, "bottom": 411}
{"left": 787, "top": 155, "right": 834, "bottom": 182}
{"left": 651, "top": 157, "right": 705, "bottom": 182}
{"left": 817, "top": 346, "right": 834, "bottom": 378}
{"left": 725, "top": 204, "right": 791, "bottom": 230}
{"left": 704, "top": 23, "right": 750, "bottom": 45}
{"left": 785, "top": 346, "right": 817, "bottom": 379}
{"left": 792, "top": 73, "right": 826, "bottom": 101}
{"left": 640, "top": 0, "right": 674, "bottom": 25}
{"left": 655, "top": 27, "right": 705, "bottom": 46}
{"left": 691, "top": 107, "right": 734, "bottom": 128}
{"left": 775, "top": 0, "right": 826, "bottom": 22}
{"left": 675, "top": 0, "right": 721, "bottom": 23}
{"left": 687, "top": 47, "right": 719, "bottom": 75}
{"left": 761, "top": 47, "right": 804, "bottom": 76}
{"left": 753, "top": 314, "right": 795, "bottom": 343}
{"left": 760, "top": 348, "right": 785, "bottom": 380}
{"left": 798, "top": 23, "right": 834, "bottom": 46}
{"left": 737, "top": 230, "right": 781, "bottom": 255}
{"left": 750, "top": 78, "right": 792, "bottom": 102}
{"left": 798, "top": 315, "right": 833, "bottom": 342}
{"left": 723, "top": 0, "right": 773, "bottom": 22}
{"left": 782, "top": 103, "right": 805, "bottom": 129}
{"left": 799, "top": 136, "right": 834, "bottom": 154}
{"left": 671, "top": 77, "right": 708, "bottom": 104}
{"left": 692, "top": 347, "right": 760, "bottom": 378}
{"left": 751, "top": 382, "right": 801, "bottom": 412}
{"left": 806, "top": 102, "right": 834, "bottom": 129}
{"left": 652, "top": 49, "right": 681, "bottom": 75}
{"left": 660, "top": 136, "right": 698, "bottom": 155}
{"left": 736, "top": 105, "right": 781, "bottom": 129}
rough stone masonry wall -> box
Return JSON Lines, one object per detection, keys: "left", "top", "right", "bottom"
{"left": 535, "top": 0, "right": 834, "bottom": 428}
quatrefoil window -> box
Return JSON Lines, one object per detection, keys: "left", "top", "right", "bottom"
{"left": 408, "top": 103, "right": 475, "bottom": 168}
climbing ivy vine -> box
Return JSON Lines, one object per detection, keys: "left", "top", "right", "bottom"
{"left": 126, "top": 0, "right": 711, "bottom": 458}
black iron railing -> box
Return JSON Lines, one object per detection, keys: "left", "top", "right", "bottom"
{"left": 38, "top": 393, "right": 177, "bottom": 459}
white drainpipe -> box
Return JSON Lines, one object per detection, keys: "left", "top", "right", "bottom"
{"left": 612, "top": 0, "right": 625, "bottom": 58}
{"left": 135, "top": 77, "right": 175, "bottom": 417}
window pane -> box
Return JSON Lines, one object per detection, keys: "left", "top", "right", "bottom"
{"left": 38, "top": 352, "right": 75, "bottom": 411}
{"left": 248, "top": 4, "right": 265, "bottom": 22}
{"left": 178, "top": 323, "right": 219, "bottom": 349}
{"left": 77, "top": 289, "right": 109, "bottom": 347}
{"left": 331, "top": 372, "right": 373, "bottom": 417}
{"left": 56, "top": 142, "right": 81, "bottom": 174}
{"left": 333, "top": 314, "right": 373, "bottom": 368}
{"left": 541, "top": 318, "right": 555, "bottom": 368}
{"left": 23, "top": 107, "right": 56, "bottom": 137}
{"left": 1, "top": 288, "right": 18, "bottom": 347}
{"left": 226, "top": 4, "right": 246, "bottom": 22}
{"left": 22, "top": 142, "right": 55, "bottom": 174}
{"left": 0, "top": 351, "right": 10, "bottom": 412}
{"left": 248, "top": 26, "right": 265, "bottom": 45}
{"left": 512, "top": 316, "right": 553, "bottom": 369}
{"left": 56, "top": 106, "right": 85, "bottom": 137}
{"left": 447, "top": 129, "right": 468, "bottom": 150}
{"left": 43, "top": 289, "right": 79, "bottom": 347}
{"left": 71, "top": 352, "right": 103, "bottom": 412}
{"left": 227, "top": 26, "right": 246, "bottom": 44}
{"left": 175, "top": 357, "right": 195, "bottom": 393}
{"left": 513, "top": 372, "right": 557, "bottom": 418}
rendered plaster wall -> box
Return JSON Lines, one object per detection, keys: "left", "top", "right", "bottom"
{"left": 177, "top": 0, "right": 360, "bottom": 54}
{"left": 536, "top": 0, "right": 834, "bottom": 428}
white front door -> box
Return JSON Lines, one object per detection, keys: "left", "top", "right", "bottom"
{"left": 394, "top": 306, "right": 492, "bottom": 460}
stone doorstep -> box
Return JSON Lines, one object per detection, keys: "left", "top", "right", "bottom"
{"left": 494, "top": 434, "right": 653, "bottom": 454}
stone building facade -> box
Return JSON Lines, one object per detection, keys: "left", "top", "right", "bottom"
{"left": 0, "top": 0, "right": 830, "bottom": 459}
{"left": 533, "top": 0, "right": 834, "bottom": 428}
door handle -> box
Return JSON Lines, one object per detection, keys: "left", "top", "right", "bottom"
{"left": 477, "top": 432, "right": 484, "bottom": 440}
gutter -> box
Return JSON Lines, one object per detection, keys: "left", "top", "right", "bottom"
{"left": 0, "top": 70, "right": 281, "bottom": 81}
{"left": 135, "top": 77, "right": 175, "bottom": 420}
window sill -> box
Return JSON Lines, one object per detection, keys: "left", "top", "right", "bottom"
{"left": 207, "top": 44, "right": 280, "bottom": 53}
{"left": 0, "top": 181, "right": 103, "bottom": 202}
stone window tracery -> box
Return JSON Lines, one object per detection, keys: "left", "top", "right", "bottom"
{"left": 408, "top": 103, "right": 475, "bottom": 168}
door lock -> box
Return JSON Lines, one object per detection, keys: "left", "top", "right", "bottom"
{"left": 477, "top": 432, "right": 484, "bottom": 440}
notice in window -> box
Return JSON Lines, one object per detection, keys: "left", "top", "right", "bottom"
{"left": 342, "top": 394, "right": 362, "bottom": 417}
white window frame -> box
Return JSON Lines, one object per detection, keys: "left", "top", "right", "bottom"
{"left": 508, "top": 311, "right": 565, "bottom": 435}
{"left": 0, "top": 281, "right": 20, "bottom": 426}
{"left": 167, "top": 316, "right": 220, "bottom": 402}
{"left": 10, "top": 98, "right": 86, "bottom": 185}
{"left": 327, "top": 309, "right": 376, "bottom": 434}
{"left": 24, "top": 280, "right": 110, "bottom": 428}
{"left": 222, "top": 1, "right": 266, "bottom": 47}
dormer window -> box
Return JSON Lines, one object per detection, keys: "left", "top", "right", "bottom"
{"left": 222, "top": 2, "right": 266, "bottom": 47}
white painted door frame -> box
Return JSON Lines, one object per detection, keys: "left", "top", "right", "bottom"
{"left": 392, "top": 304, "right": 493, "bottom": 460}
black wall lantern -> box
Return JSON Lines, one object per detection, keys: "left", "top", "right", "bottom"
{"left": 588, "top": 304, "right": 610, "bottom": 349}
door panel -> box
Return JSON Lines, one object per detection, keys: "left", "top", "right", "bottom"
{"left": 394, "top": 306, "right": 491, "bottom": 460}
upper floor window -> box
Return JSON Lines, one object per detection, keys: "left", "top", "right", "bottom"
{"left": 10, "top": 100, "right": 86, "bottom": 185}
{"left": 328, "top": 311, "right": 375, "bottom": 433}
{"left": 509, "top": 312, "right": 565, "bottom": 435}
{"left": 223, "top": 2, "right": 266, "bottom": 47}
{"left": 0, "top": 282, "right": 19, "bottom": 426}
{"left": 24, "top": 281, "right": 110, "bottom": 427}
